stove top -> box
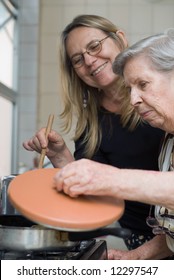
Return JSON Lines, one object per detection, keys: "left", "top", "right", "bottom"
{"left": 0, "top": 240, "right": 108, "bottom": 260}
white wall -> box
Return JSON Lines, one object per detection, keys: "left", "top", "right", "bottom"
{"left": 18, "top": 0, "right": 174, "bottom": 170}
{"left": 17, "top": 0, "right": 40, "bottom": 171}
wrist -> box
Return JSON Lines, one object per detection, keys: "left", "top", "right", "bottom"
{"left": 49, "top": 149, "right": 74, "bottom": 168}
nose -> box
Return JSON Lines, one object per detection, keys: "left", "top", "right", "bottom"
{"left": 83, "top": 52, "right": 97, "bottom": 66}
{"left": 130, "top": 88, "right": 142, "bottom": 107}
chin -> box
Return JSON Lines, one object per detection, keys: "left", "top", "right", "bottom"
{"left": 150, "top": 122, "right": 164, "bottom": 130}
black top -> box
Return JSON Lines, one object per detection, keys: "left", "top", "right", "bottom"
{"left": 74, "top": 110, "right": 165, "bottom": 235}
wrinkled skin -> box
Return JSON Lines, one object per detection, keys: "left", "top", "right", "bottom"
{"left": 108, "top": 235, "right": 173, "bottom": 260}
{"left": 53, "top": 158, "right": 118, "bottom": 198}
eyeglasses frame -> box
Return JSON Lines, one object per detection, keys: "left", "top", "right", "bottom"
{"left": 70, "top": 35, "right": 110, "bottom": 68}
{"left": 146, "top": 205, "right": 174, "bottom": 238}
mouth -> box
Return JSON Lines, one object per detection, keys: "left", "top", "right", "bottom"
{"left": 139, "top": 110, "right": 152, "bottom": 120}
{"left": 91, "top": 62, "right": 108, "bottom": 76}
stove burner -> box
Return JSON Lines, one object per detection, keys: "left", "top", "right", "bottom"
{"left": 0, "top": 240, "right": 107, "bottom": 260}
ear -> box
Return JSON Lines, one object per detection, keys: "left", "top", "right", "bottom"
{"left": 116, "top": 30, "right": 128, "bottom": 48}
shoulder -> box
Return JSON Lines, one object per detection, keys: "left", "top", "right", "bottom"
{"left": 136, "top": 122, "right": 165, "bottom": 137}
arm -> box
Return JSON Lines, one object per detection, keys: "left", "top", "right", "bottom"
{"left": 54, "top": 158, "right": 174, "bottom": 210}
{"left": 108, "top": 235, "right": 173, "bottom": 260}
{"left": 23, "top": 128, "right": 74, "bottom": 168}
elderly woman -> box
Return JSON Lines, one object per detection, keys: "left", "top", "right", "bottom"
{"left": 53, "top": 28, "right": 174, "bottom": 259}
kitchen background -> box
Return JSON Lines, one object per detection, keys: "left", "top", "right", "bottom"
{"left": 1, "top": 0, "right": 174, "bottom": 251}
{"left": 1, "top": 0, "right": 174, "bottom": 176}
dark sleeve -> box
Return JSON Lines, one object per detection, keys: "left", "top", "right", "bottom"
{"left": 74, "top": 130, "right": 109, "bottom": 164}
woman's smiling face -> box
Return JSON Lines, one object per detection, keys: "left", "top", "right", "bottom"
{"left": 66, "top": 26, "right": 126, "bottom": 90}
{"left": 123, "top": 55, "right": 174, "bottom": 132}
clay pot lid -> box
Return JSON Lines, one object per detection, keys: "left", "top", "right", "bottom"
{"left": 8, "top": 168, "right": 124, "bottom": 231}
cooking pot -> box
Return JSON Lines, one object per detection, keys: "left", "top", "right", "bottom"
{"left": 0, "top": 175, "right": 19, "bottom": 215}
{"left": 0, "top": 225, "right": 77, "bottom": 251}
{"left": 0, "top": 175, "right": 33, "bottom": 226}
{"left": 0, "top": 223, "right": 131, "bottom": 251}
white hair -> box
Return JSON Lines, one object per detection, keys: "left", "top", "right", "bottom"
{"left": 113, "top": 28, "right": 174, "bottom": 76}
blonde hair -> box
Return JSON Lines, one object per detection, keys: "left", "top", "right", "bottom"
{"left": 59, "top": 14, "right": 139, "bottom": 158}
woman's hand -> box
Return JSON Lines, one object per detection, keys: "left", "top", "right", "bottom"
{"left": 108, "top": 249, "right": 141, "bottom": 260}
{"left": 108, "top": 235, "right": 173, "bottom": 260}
{"left": 23, "top": 128, "right": 74, "bottom": 167}
{"left": 53, "top": 158, "right": 118, "bottom": 197}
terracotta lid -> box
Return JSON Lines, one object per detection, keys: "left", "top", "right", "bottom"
{"left": 8, "top": 168, "right": 124, "bottom": 231}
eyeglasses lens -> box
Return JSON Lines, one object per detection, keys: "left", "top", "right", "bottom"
{"left": 71, "top": 41, "right": 101, "bottom": 68}
{"left": 87, "top": 41, "right": 101, "bottom": 55}
{"left": 71, "top": 36, "right": 109, "bottom": 68}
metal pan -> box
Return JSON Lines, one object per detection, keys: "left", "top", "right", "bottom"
{"left": 0, "top": 225, "right": 79, "bottom": 251}
{"left": 0, "top": 175, "right": 19, "bottom": 215}
{"left": 0, "top": 223, "right": 131, "bottom": 251}
{"left": 0, "top": 175, "right": 35, "bottom": 227}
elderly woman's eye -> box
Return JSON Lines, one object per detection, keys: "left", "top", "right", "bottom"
{"left": 140, "top": 81, "right": 148, "bottom": 89}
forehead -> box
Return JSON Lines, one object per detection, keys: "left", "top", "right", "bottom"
{"left": 123, "top": 55, "right": 153, "bottom": 81}
{"left": 66, "top": 26, "right": 106, "bottom": 55}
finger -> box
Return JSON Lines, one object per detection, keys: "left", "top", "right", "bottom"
{"left": 64, "top": 185, "right": 79, "bottom": 198}
{"left": 54, "top": 175, "right": 78, "bottom": 194}
{"left": 54, "top": 170, "right": 83, "bottom": 196}
{"left": 63, "top": 180, "right": 81, "bottom": 197}
{"left": 53, "top": 171, "right": 64, "bottom": 192}
{"left": 108, "top": 251, "right": 115, "bottom": 260}
{"left": 108, "top": 249, "right": 122, "bottom": 260}
{"left": 48, "top": 130, "right": 63, "bottom": 144}
{"left": 23, "top": 136, "right": 41, "bottom": 152}
{"left": 28, "top": 137, "right": 43, "bottom": 152}
{"left": 23, "top": 141, "right": 35, "bottom": 151}
{"left": 55, "top": 163, "right": 77, "bottom": 181}
{"left": 36, "top": 129, "right": 49, "bottom": 148}
{"left": 53, "top": 172, "right": 80, "bottom": 198}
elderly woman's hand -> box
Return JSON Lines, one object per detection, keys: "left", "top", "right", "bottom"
{"left": 23, "top": 128, "right": 74, "bottom": 167}
{"left": 53, "top": 158, "right": 118, "bottom": 197}
{"left": 108, "top": 249, "right": 141, "bottom": 260}
{"left": 108, "top": 235, "right": 173, "bottom": 260}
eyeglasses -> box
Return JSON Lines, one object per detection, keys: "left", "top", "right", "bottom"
{"left": 146, "top": 205, "right": 174, "bottom": 238}
{"left": 70, "top": 35, "right": 110, "bottom": 68}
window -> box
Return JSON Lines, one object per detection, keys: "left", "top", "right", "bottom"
{"left": 0, "top": 0, "right": 18, "bottom": 176}
{"left": 0, "top": 96, "right": 12, "bottom": 175}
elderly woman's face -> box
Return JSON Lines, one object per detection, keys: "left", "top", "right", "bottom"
{"left": 66, "top": 26, "right": 127, "bottom": 90}
{"left": 123, "top": 55, "right": 174, "bottom": 133}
